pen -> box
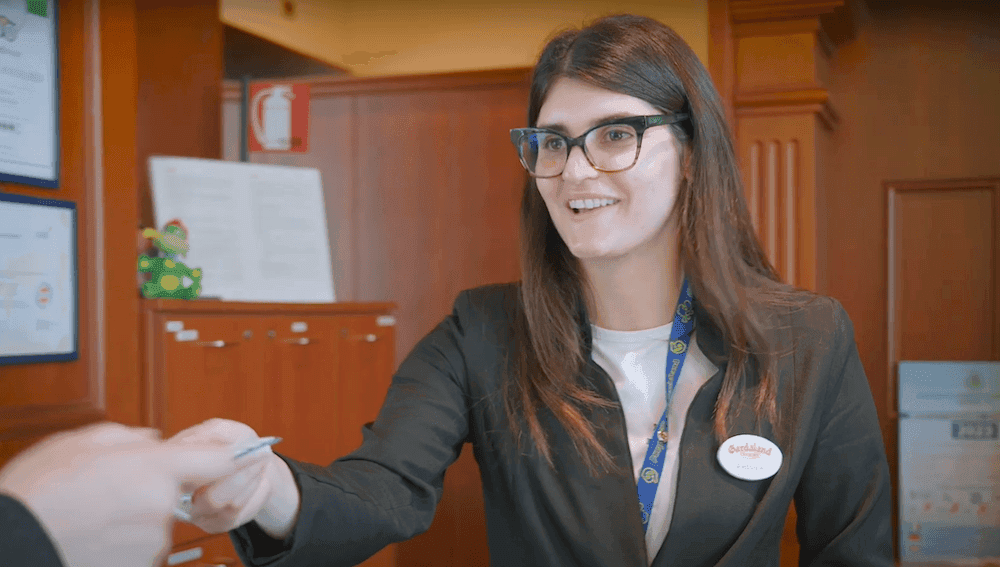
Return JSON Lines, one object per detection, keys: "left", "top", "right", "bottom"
{"left": 233, "top": 436, "right": 282, "bottom": 460}
{"left": 174, "top": 436, "right": 283, "bottom": 522}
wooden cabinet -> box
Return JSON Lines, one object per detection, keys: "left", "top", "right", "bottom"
{"left": 143, "top": 300, "right": 397, "bottom": 567}
{"left": 164, "top": 534, "right": 241, "bottom": 567}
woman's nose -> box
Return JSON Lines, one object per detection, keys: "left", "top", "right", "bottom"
{"left": 561, "top": 145, "right": 598, "bottom": 181}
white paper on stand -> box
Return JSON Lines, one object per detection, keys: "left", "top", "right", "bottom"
{"left": 148, "top": 156, "right": 335, "bottom": 303}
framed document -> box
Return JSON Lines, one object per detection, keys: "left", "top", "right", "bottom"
{"left": 0, "top": 192, "right": 78, "bottom": 365}
{"left": 0, "top": 0, "right": 59, "bottom": 188}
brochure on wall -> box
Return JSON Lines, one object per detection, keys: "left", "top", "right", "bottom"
{"left": 147, "top": 156, "right": 335, "bottom": 303}
{"left": 898, "top": 361, "right": 1000, "bottom": 566}
{"left": 0, "top": 0, "right": 59, "bottom": 188}
{"left": 0, "top": 192, "right": 77, "bottom": 364}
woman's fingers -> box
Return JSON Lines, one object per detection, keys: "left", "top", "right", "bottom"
{"left": 199, "top": 463, "right": 261, "bottom": 509}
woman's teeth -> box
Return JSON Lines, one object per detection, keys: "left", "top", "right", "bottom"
{"left": 569, "top": 198, "right": 618, "bottom": 213}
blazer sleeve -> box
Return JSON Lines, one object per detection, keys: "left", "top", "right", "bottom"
{"left": 231, "top": 291, "right": 476, "bottom": 567}
{"left": 793, "top": 301, "right": 895, "bottom": 566}
{"left": 0, "top": 494, "right": 65, "bottom": 567}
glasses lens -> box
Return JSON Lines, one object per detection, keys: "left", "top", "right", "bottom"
{"left": 585, "top": 124, "right": 639, "bottom": 172}
{"left": 519, "top": 132, "right": 566, "bottom": 177}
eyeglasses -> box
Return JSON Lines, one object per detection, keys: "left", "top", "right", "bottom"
{"left": 509, "top": 114, "right": 688, "bottom": 178}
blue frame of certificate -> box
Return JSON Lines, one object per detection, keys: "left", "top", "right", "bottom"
{"left": 0, "top": 0, "right": 60, "bottom": 189}
{"left": 0, "top": 191, "right": 78, "bottom": 365}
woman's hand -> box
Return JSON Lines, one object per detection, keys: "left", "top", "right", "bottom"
{"left": 170, "top": 418, "right": 301, "bottom": 538}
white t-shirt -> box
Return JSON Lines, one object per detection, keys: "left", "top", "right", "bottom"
{"left": 590, "top": 323, "right": 718, "bottom": 564}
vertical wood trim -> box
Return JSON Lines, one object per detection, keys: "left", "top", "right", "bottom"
{"left": 708, "top": 0, "right": 736, "bottom": 129}
{"left": 749, "top": 141, "right": 761, "bottom": 233}
{"left": 350, "top": 97, "right": 361, "bottom": 301}
{"left": 885, "top": 186, "right": 899, "bottom": 416}
{"left": 785, "top": 140, "right": 798, "bottom": 285}
{"left": 767, "top": 140, "right": 779, "bottom": 264}
{"left": 994, "top": 183, "right": 1000, "bottom": 362}
{"left": 84, "top": 0, "right": 106, "bottom": 411}
{"left": 100, "top": 0, "right": 142, "bottom": 426}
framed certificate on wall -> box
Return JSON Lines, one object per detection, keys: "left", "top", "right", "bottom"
{"left": 0, "top": 192, "right": 77, "bottom": 364}
{"left": 0, "top": 0, "right": 59, "bottom": 188}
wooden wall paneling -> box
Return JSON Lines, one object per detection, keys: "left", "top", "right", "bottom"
{"left": 733, "top": 21, "right": 839, "bottom": 293}
{"left": 100, "top": 0, "right": 143, "bottom": 426}
{"left": 886, "top": 178, "right": 1000, "bottom": 413}
{"left": 736, "top": 110, "right": 833, "bottom": 290}
{"left": 708, "top": 0, "right": 735, "bottom": 129}
{"left": 436, "top": 84, "right": 526, "bottom": 308}
{"left": 353, "top": 91, "right": 449, "bottom": 357}
{"left": 0, "top": 0, "right": 105, "bottom": 455}
{"left": 135, "top": 0, "right": 223, "bottom": 229}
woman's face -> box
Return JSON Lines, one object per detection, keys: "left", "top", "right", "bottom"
{"left": 535, "top": 78, "right": 684, "bottom": 265}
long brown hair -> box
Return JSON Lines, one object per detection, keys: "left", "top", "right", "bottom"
{"left": 504, "top": 14, "right": 814, "bottom": 475}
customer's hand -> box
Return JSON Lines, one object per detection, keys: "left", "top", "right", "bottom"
{"left": 0, "top": 422, "right": 236, "bottom": 567}
{"left": 170, "top": 418, "right": 300, "bottom": 539}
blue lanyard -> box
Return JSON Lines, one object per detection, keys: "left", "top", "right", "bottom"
{"left": 637, "top": 279, "right": 694, "bottom": 531}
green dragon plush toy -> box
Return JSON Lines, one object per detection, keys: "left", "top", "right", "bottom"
{"left": 137, "top": 219, "right": 203, "bottom": 299}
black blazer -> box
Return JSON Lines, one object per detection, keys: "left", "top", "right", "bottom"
{"left": 0, "top": 494, "right": 64, "bottom": 566}
{"left": 233, "top": 283, "right": 894, "bottom": 566}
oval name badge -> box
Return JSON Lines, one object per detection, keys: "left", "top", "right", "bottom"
{"left": 717, "top": 434, "right": 782, "bottom": 481}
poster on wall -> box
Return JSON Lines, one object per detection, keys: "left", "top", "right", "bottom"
{"left": 0, "top": 192, "right": 78, "bottom": 365}
{"left": 247, "top": 83, "right": 309, "bottom": 153}
{"left": 898, "top": 361, "right": 1000, "bottom": 565}
{"left": 0, "top": 0, "right": 59, "bottom": 188}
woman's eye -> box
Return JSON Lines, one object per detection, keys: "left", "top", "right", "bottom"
{"left": 542, "top": 136, "right": 566, "bottom": 151}
{"left": 604, "top": 128, "right": 634, "bottom": 142}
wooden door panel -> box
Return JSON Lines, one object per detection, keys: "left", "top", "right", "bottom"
{"left": 888, "top": 179, "right": 1000, "bottom": 411}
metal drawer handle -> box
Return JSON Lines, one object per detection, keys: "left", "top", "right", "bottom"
{"left": 194, "top": 340, "right": 234, "bottom": 348}
{"left": 282, "top": 337, "right": 311, "bottom": 345}
{"left": 339, "top": 330, "right": 379, "bottom": 343}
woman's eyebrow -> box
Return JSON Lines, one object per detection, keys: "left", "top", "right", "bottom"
{"left": 536, "top": 112, "right": 640, "bottom": 134}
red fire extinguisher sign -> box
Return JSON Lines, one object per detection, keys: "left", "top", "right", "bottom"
{"left": 248, "top": 83, "right": 310, "bottom": 153}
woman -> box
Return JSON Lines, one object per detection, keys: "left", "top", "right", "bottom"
{"left": 176, "top": 14, "right": 893, "bottom": 566}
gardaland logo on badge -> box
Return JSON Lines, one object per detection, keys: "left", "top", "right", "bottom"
{"left": 717, "top": 434, "right": 782, "bottom": 481}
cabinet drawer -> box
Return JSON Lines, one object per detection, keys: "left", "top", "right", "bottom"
{"left": 164, "top": 534, "right": 239, "bottom": 567}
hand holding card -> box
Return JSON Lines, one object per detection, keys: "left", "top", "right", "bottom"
{"left": 174, "top": 436, "right": 282, "bottom": 521}
{"left": 168, "top": 419, "right": 294, "bottom": 533}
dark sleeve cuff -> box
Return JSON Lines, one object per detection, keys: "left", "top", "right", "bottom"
{"left": 230, "top": 519, "right": 294, "bottom": 565}
{"left": 228, "top": 453, "right": 300, "bottom": 566}
{"left": 0, "top": 493, "right": 66, "bottom": 567}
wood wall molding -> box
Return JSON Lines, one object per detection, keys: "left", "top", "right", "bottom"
{"left": 221, "top": 67, "right": 533, "bottom": 100}
{"left": 730, "top": 0, "right": 845, "bottom": 23}
{"left": 716, "top": 0, "right": 849, "bottom": 292}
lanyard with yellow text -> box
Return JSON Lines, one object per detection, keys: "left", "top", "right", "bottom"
{"left": 637, "top": 278, "right": 694, "bottom": 531}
